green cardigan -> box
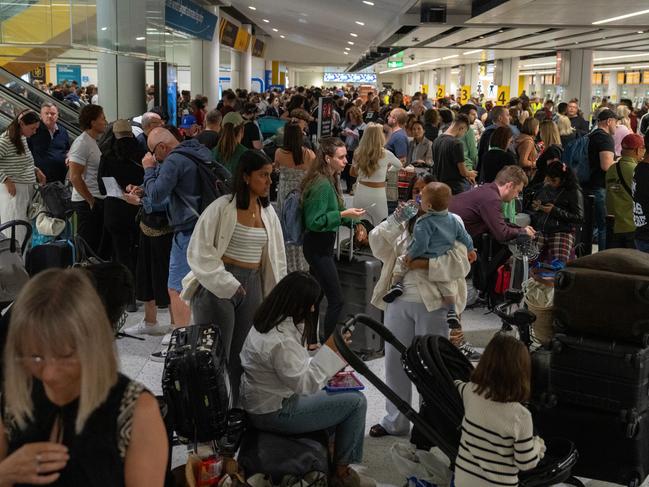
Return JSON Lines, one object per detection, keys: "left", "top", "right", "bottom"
{"left": 213, "top": 144, "right": 248, "bottom": 176}
{"left": 303, "top": 176, "right": 355, "bottom": 232}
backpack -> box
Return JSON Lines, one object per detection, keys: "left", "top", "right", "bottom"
{"left": 280, "top": 188, "right": 304, "bottom": 245}
{"left": 561, "top": 133, "right": 591, "bottom": 186}
{"left": 39, "top": 181, "right": 73, "bottom": 220}
{"left": 173, "top": 149, "right": 233, "bottom": 217}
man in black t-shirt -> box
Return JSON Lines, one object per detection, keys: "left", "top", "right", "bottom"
{"left": 241, "top": 102, "right": 263, "bottom": 150}
{"left": 196, "top": 109, "right": 221, "bottom": 150}
{"left": 633, "top": 132, "right": 649, "bottom": 253}
{"left": 431, "top": 114, "right": 477, "bottom": 194}
{"left": 587, "top": 108, "right": 617, "bottom": 250}
{"left": 567, "top": 100, "right": 590, "bottom": 136}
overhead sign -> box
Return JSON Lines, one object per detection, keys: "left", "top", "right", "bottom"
{"left": 496, "top": 85, "right": 510, "bottom": 106}
{"left": 219, "top": 18, "right": 239, "bottom": 48}
{"left": 165, "top": 0, "right": 218, "bottom": 42}
{"left": 387, "top": 60, "right": 404, "bottom": 68}
{"left": 317, "top": 97, "right": 335, "bottom": 139}
{"left": 421, "top": 84, "right": 428, "bottom": 94}
{"left": 30, "top": 65, "right": 46, "bottom": 83}
{"left": 436, "top": 84, "right": 445, "bottom": 98}
{"left": 460, "top": 85, "right": 470, "bottom": 105}
{"left": 56, "top": 64, "right": 81, "bottom": 85}
{"left": 234, "top": 28, "right": 251, "bottom": 52}
{"left": 252, "top": 37, "right": 266, "bottom": 57}
{"left": 323, "top": 73, "right": 377, "bottom": 84}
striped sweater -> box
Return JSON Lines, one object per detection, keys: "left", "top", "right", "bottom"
{"left": 454, "top": 380, "right": 545, "bottom": 487}
{"left": 0, "top": 132, "right": 36, "bottom": 184}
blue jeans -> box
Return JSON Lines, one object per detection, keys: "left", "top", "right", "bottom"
{"left": 249, "top": 390, "right": 367, "bottom": 466}
{"left": 590, "top": 187, "right": 607, "bottom": 250}
{"left": 168, "top": 230, "right": 193, "bottom": 291}
{"left": 636, "top": 239, "right": 649, "bottom": 253}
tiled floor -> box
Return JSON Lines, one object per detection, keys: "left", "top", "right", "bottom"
{"left": 117, "top": 302, "right": 639, "bottom": 487}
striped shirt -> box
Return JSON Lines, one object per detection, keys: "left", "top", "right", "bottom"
{"left": 222, "top": 222, "right": 268, "bottom": 264}
{"left": 0, "top": 132, "right": 36, "bottom": 184}
{"left": 454, "top": 380, "right": 545, "bottom": 487}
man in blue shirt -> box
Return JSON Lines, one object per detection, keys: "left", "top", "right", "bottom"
{"left": 28, "top": 103, "right": 70, "bottom": 183}
{"left": 385, "top": 108, "right": 409, "bottom": 163}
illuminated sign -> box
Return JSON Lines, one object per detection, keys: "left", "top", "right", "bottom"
{"left": 323, "top": 73, "right": 377, "bottom": 84}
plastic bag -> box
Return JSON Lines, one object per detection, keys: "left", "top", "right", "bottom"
{"left": 523, "top": 278, "right": 554, "bottom": 308}
{"left": 390, "top": 442, "right": 453, "bottom": 487}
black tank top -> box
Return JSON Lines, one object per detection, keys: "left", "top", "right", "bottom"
{"left": 5, "top": 373, "right": 147, "bottom": 487}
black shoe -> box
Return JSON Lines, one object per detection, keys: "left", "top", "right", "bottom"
{"left": 447, "top": 310, "right": 461, "bottom": 329}
{"left": 458, "top": 341, "right": 482, "bottom": 361}
{"left": 383, "top": 283, "right": 404, "bottom": 303}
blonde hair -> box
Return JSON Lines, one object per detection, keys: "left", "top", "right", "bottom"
{"left": 556, "top": 115, "right": 573, "bottom": 136}
{"left": 616, "top": 105, "right": 631, "bottom": 130}
{"left": 539, "top": 120, "right": 562, "bottom": 147}
{"left": 353, "top": 123, "right": 385, "bottom": 178}
{"left": 4, "top": 269, "right": 118, "bottom": 434}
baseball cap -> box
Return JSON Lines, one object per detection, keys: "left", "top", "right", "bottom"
{"left": 112, "top": 119, "right": 132, "bottom": 139}
{"left": 179, "top": 114, "right": 197, "bottom": 129}
{"left": 621, "top": 133, "right": 645, "bottom": 151}
{"left": 222, "top": 111, "right": 245, "bottom": 126}
{"left": 597, "top": 109, "right": 617, "bottom": 122}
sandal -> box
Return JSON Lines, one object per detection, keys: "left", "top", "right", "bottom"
{"left": 369, "top": 424, "right": 390, "bottom": 438}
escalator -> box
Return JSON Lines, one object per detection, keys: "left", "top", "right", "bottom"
{"left": 0, "top": 84, "right": 80, "bottom": 139}
{"left": 0, "top": 112, "right": 12, "bottom": 132}
{"left": 0, "top": 66, "right": 80, "bottom": 131}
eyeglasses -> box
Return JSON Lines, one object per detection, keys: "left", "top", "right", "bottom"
{"left": 17, "top": 354, "right": 79, "bottom": 367}
{"left": 149, "top": 141, "right": 163, "bottom": 155}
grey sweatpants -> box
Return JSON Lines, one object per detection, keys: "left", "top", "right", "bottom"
{"left": 380, "top": 299, "right": 448, "bottom": 435}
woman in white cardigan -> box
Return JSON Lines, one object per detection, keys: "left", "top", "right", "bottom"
{"left": 368, "top": 174, "right": 469, "bottom": 438}
{"left": 182, "top": 150, "right": 287, "bottom": 400}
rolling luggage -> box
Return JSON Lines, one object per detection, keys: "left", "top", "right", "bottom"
{"left": 553, "top": 249, "right": 649, "bottom": 346}
{"left": 162, "top": 324, "right": 231, "bottom": 443}
{"left": 25, "top": 239, "right": 74, "bottom": 276}
{"left": 547, "top": 334, "right": 649, "bottom": 414}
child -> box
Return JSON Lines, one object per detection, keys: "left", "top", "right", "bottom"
{"left": 383, "top": 182, "right": 476, "bottom": 329}
{"left": 454, "top": 333, "right": 546, "bottom": 486}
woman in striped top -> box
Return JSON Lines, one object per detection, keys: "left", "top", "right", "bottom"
{"left": 454, "top": 333, "right": 545, "bottom": 486}
{"left": 0, "top": 110, "right": 45, "bottom": 244}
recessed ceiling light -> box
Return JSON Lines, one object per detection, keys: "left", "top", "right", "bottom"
{"left": 344, "top": 51, "right": 349, "bottom": 55}
{"left": 442, "top": 54, "right": 459, "bottom": 60}
{"left": 593, "top": 8, "right": 649, "bottom": 25}
{"left": 479, "top": 35, "right": 485, "bottom": 39}
{"left": 101, "top": 26, "right": 108, "bottom": 31}
{"left": 348, "top": 41, "right": 354, "bottom": 45}
{"left": 345, "top": 47, "right": 351, "bottom": 50}
{"left": 350, "top": 33, "right": 358, "bottom": 37}
{"left": 136, "top": 36, "right": 145, "bottom": 40}
{"left": 595, "top": 52, "right": 649, "bottom": 61}
{"left": 272, "top": 28, "right": 278, "bottom": 32}
{"left": 248, "top": 5, "right": 256, "bottom": 10}
{"left": 262, "top": 19, "right": 269, "bottom": 23}
{"left": 593, "top": 66, "right": 625, "bottom": 71}
{"left": 463, "top": 49, "right": 482, "bottom": 55}
{"left": 355, "top": 21, "right": 365, "bottom": 26}
{"left": 639, "top": 31, "right": 645, "bottom": 34}
{"left": 280, "top": 35, "right": 285, "bottom": 38}
{"left": 362, "top": 0, "right": 374, "bottom": 5}
{"left": 630, "top": 64, "right": 649, "bottom": 68}
{"left": 523, "top": 62, "right": 556, "bottom": 67}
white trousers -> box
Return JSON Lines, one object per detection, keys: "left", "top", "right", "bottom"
{"left": 0, "top": 182, "right": 34, "bottom": 246}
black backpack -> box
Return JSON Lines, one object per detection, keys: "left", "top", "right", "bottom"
{"left": 173, "top": 149, "right": 233, "bottom": 217}
{"left": 39, "top": 182, "right": 73, "bottom": 220}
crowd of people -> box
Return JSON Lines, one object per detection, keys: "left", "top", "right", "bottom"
{"left": 0, "top": 81, "right": 649, "bottom": 486}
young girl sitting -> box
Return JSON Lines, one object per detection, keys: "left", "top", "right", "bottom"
{"left": 454, "top": 333, "right": 545, "bottom": 486}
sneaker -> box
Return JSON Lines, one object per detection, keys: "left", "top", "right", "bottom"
{"left": 150, "top": 350, "right": 168, "bottom": 363}
{"left": 122, "top": 319, "right": 170, "bottom": 336}
{"left": 458, "top": 341, "right": 482, "bottom": 362}
{"left": 383, "top": 283, "right": 404, "bottom": 303}
{"left": 161, "top": 332, "right": 173, "bottom": 346}
{"left": 446, "top": 310, "right": 461, "bottom": 329}
{"left": 330, "top": 468, "right": 376, "bottom": 487}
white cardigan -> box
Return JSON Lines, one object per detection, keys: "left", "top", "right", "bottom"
{"left": 181, "top": 195, "right": 287, "bottom": 301}
{"left": 368, "top": 216, "right": 469, "bottom": 312}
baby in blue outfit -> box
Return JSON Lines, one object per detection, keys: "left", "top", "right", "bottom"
{"left": 383, "top": 182, "right": 476, "bottom": 328}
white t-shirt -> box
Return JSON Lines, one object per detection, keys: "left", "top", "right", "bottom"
{"left": 68, "top": 131, "right": 103, "bottom": 202}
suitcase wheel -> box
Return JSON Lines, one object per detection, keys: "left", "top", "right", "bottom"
{"left": 554, "top": 271, "right": 571, "bottom": 290}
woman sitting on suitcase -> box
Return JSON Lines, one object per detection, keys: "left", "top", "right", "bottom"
{"left": 182, "top": 150, "right": 287, "bottom": 402}
{"left": 0, "top": 268, "right": 168, "bottom": 486}
{"left": 240, "top": 271, "right": 375, "bottom": 487}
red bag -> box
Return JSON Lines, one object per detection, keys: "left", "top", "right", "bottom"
{"left": 397, "top": 169, "right": 416, "bottom": 201}
{"left": 494, "top": 264, "right": 511, "bottom": 295}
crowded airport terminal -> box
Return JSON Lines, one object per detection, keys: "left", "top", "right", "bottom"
{"left": 1, "top": 0, "right": 649, "bottom": 485}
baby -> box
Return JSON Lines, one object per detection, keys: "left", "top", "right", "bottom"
{"left": 383, "top": 182, "right": 477, "bottom": 328}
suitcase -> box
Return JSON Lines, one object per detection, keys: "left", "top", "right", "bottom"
{"left": 547, "top": 334, "right": 649, "bottom": 414}
{"left": 533, "top": 403, "right": 649, "bottom": 486}
{"left": 554, "top": 249, "right": 649, "bottom": 346}
{"left": 25, "top": 239, "right": 74, "bottom": 276}
{"left": 162, "top": 324, "right": 231, "bottom": 443}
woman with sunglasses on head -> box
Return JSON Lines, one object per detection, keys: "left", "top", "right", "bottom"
{"left": 0, "top": 110, "right": 45, "bottom": 244}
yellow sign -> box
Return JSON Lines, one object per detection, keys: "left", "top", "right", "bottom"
{"left": 460, "top": 85, "right": 470, "bottom": 105}
{"left": 234, "top": 29, "right": 251, "bottom": 52}
{"left": 422, "top": 84, "right": 428, "bottom": 95}
{"left": 436, "top": 85, "right": 445, "bottom": 99}
{"left": 496, "top": 85, "right": 510, "bottom": 106}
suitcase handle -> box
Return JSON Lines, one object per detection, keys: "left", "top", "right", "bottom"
{"left": 341, "top": 313, "right": 407, "bottom": 356}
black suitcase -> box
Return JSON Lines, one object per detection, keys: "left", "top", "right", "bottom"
{"left": 533, "top": 403, "right": 649, "bottom": 487}
{"left": 26, "top": 239, "right": 74, "bottom": 276}
{"left": 553, "top": 249, "right": 649, "bottom": 346}
{"left": 162, "top": 324, "right": 231, "bottom": 443}
{"left": 547, "top": 334, "right": 649, "bottom": 414}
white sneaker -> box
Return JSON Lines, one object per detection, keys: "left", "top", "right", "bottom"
{"left": 122, "top": 319, "right": 170, "bottom": 337}
{"left": 161, "top": 332, "right": 172, "bottom": 346}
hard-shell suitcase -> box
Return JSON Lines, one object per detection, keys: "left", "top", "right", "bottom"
{"left": 162, "top": 324, "right": 231, "bottom": 443}
{"left": 547, "top": 334, "right": 649, "bottom": 414}
{"left": 553, "top": 249, "right": 649, "bottom": 346}
{"left": 25, "top": 239, "right": 74, "bottom": 276}
{"left": 533, "top": 403, "right": 649, "bottom": 487}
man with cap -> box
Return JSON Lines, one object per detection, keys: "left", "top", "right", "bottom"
{"left": 606, "top": 133, "right": 645, "bottom": 248}
{"left": 633, "top": 131, "right": 649, "bottom": 253}
{"left": 587, "top": 108, "right": 617, "bottom": 250}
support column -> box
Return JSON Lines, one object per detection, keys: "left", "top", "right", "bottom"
{"left": 189, "top": 6, "right": 220, "bottom": 107}
{"left": 230, "top": 51, "right": 241, "bottom": 91}
{"left": 240, "top": 24, "right": 252, "bottom": 92}
{"left": 467, "top": 63, "right": 480, "bottom": 98}
{"left": 425, "top": 69, "right": 436, "bottom": 95}
{"left": 439, "top": 67, "right": 452, "bottom": 95}
{"left": 564, "top": 49, "right": 593, "bottom": 119}
{"left": 608, "top": 70, "right": 618, "bottom": 103}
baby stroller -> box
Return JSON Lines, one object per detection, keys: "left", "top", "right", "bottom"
{"left": 334, "top": 314, "right": 582, "bottom": 487}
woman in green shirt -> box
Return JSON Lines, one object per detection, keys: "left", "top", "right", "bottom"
{"left": 213, "top": 111, "right": 248, "bottom": 176}
{"left": 301, "top": 137, "right": 366, "bottom": 340}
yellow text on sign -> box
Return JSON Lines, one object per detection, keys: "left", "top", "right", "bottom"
{"left": 460, "top": 85, "right": 470, "bottom": 105}
{"left": 436, "top": 85, "right": 445, "bottom": 98}
{"left": 497, "top": 85, "right": 510, "bottom": 106}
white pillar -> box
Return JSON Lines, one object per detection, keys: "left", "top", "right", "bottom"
{"left": 425, "top": 69, "right": 436, "bottom": 95}
{"left": 608, "top": 70, "right": 618, "bottom": 103}
{"left": 240, "top": 24, "right": 252, "bottom": 92}
{"left": 564, "top": 49, "right": 593, "bottom": 119}
{"left": 230, "top": 50, "right": 241, "bottom": 90}
{"left": 439, "top": 67, "right": 452, "bottom": 90}
{"left": 467, "top": 63, "right": 480, "bottom": 97}
{"left": 190, "top": 6, "right": 219, "bottom": 107}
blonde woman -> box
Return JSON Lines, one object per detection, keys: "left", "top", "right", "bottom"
{"left": 351, "top": 123, "right": 402, "bottom": 223}
{"left": 557, "top": 115, "right": 576, "bottom": 147}
{"left": 614, "top": 105, "right": 632, "bottom": 156}
{"left": 1, "top": 269, "right": 167, "bottom": 486}
{"left": 530, "top": 120, "right": 564, "bottom": 188}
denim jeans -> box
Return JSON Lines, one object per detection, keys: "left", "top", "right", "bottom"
{"left": 636, "top": 239, "right": 649, "bottom": 254}
{"left": 248, "top": 390, "right": 367, "bottom": 466}
{"left": 168, "top": 230, "right": 193, "bottom": 292}
{"left": 590, "top": 187, "right": 607, "bottom": 250}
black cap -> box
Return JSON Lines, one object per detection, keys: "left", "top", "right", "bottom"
{"left": 597, "top": 108, "right": 617, "bottom": 122}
